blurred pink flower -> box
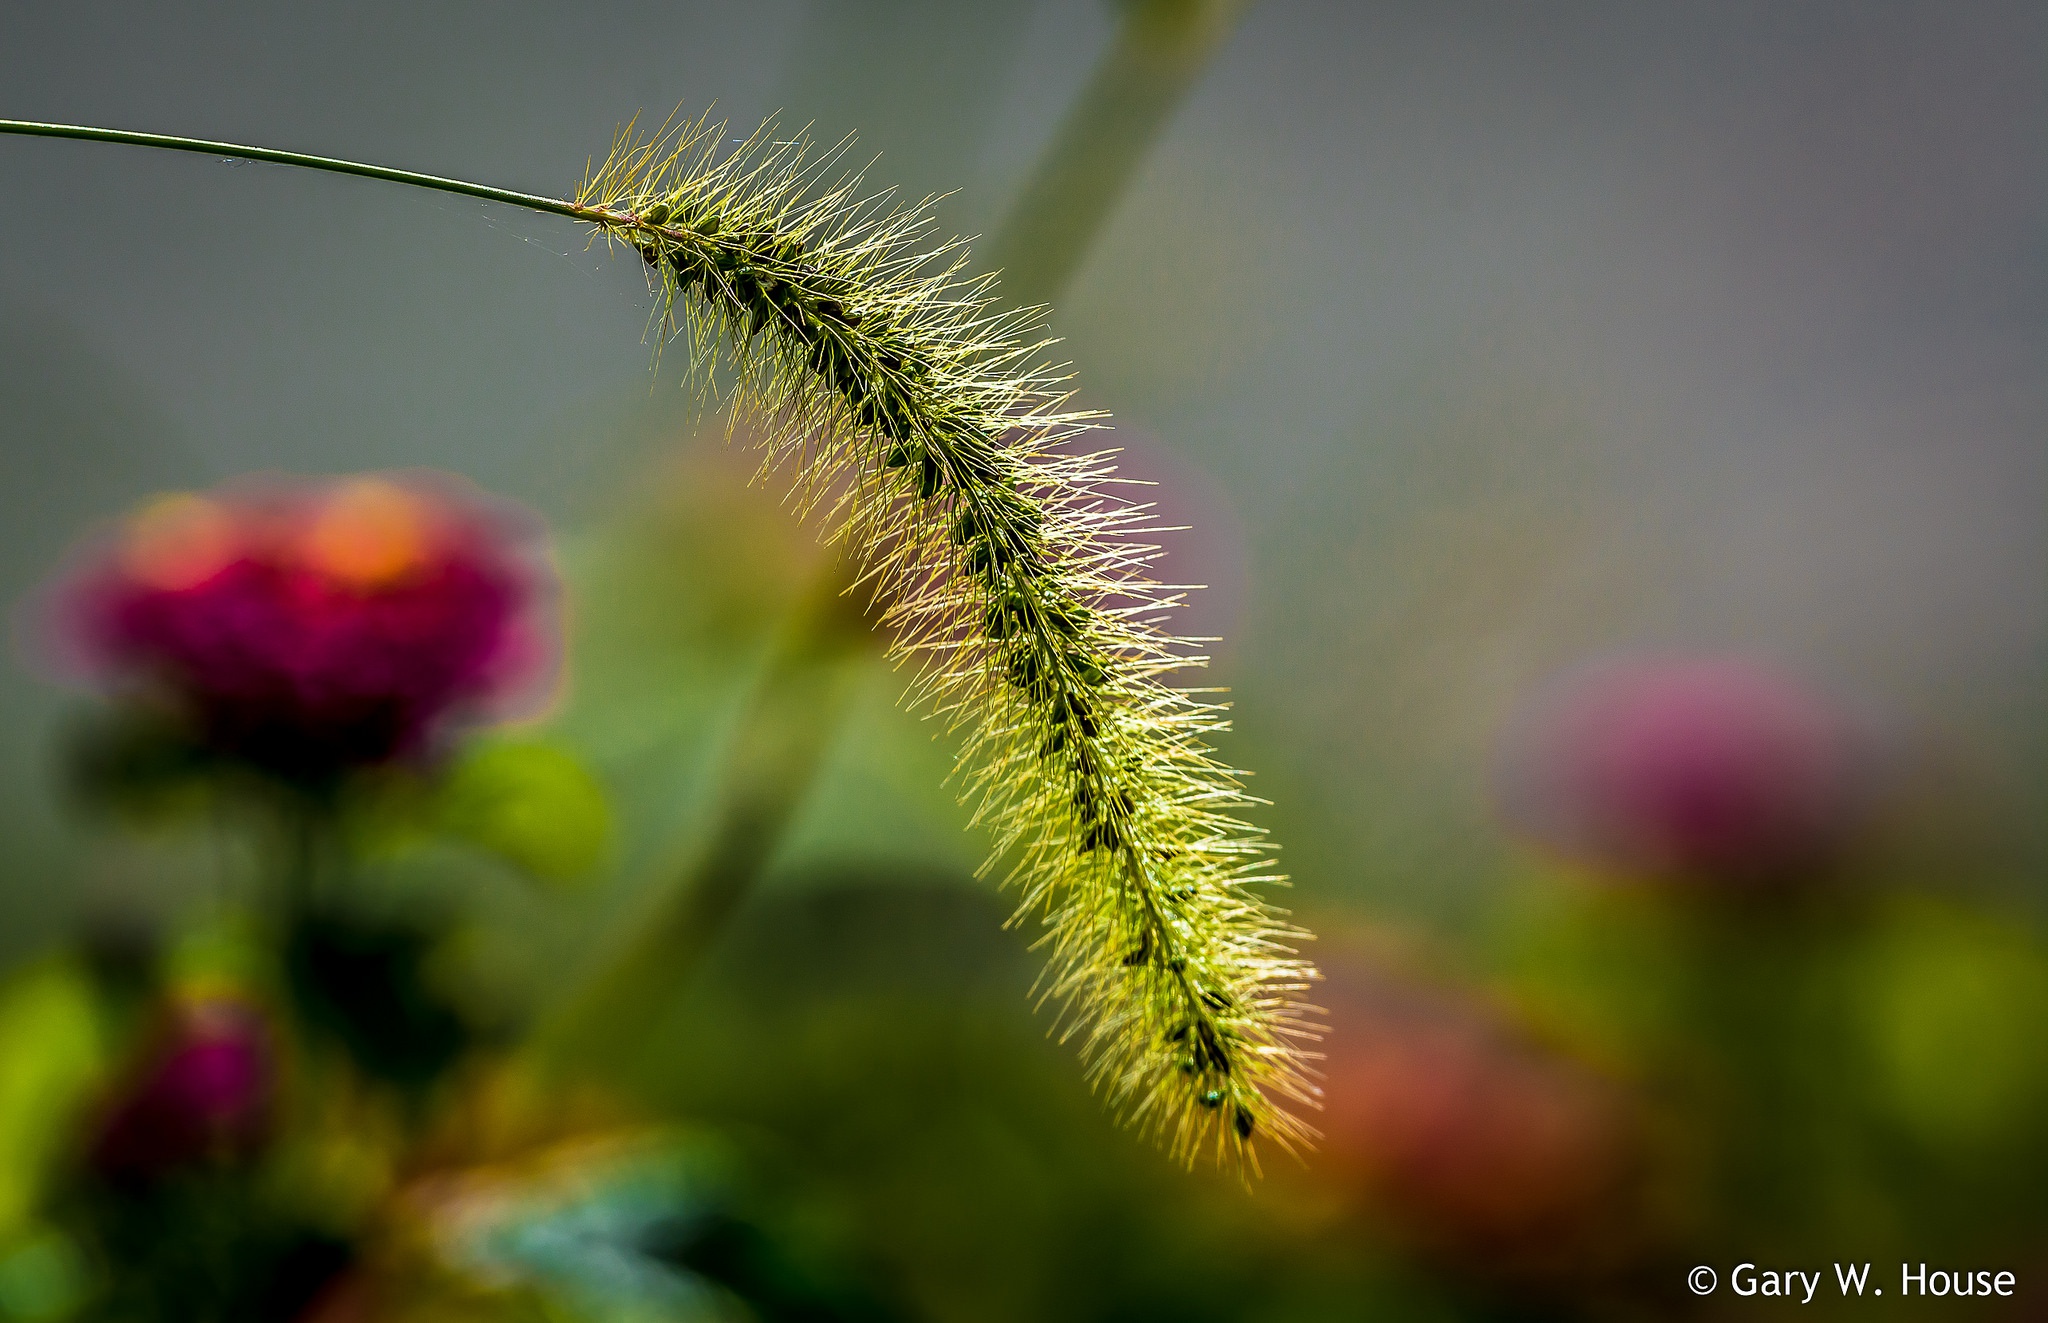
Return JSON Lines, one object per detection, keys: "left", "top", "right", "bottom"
{"left": 1314, "top": 964, "right": 1646, "bottom": 1278}
{"left": 1494, "top": 655, "right": 1868, "bottom": 883}
{"left": 91, "top": 998, "right": 274, "bottom": 1179}
{"left": 35, "top": 474, "right": 557, "bottom": 783}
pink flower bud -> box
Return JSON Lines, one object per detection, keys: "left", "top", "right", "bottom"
{"left": 91, "top": 999, "right": 274, "bottom": 1179}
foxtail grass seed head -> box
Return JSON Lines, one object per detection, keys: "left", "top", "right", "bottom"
{"left": 575, "top": 114, "right": 1322, "bottom": 1168}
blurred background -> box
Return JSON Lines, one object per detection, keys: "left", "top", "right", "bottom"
{"left": 0, "top": 1, "right": 2042, "bottom": 1318}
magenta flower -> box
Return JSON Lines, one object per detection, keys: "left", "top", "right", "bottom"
{"left": 91, "top": 999, "right": 274, "bottom": 1180}
{"left": 36, "top": 474, "right": 557, "bottom": 784}
{"left": 1494, "top": 655, "right": 1869, "bottom": 883}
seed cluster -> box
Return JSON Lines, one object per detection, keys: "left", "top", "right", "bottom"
{"left": 577, "top": 117, "right": 1320, "bottom": 1167}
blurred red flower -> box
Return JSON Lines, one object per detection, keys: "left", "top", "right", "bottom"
{"left": 35, "top": 474, "right": 557, "bottom": 783}
{"left": 1494, "top": 655, "right": 1869, "bottom": 883}
{"left": 91, "top": 998, "right": 274, "bottom": 1180}
{"left": 1313, "top": 961, "right": 1651, "bottom": 1283}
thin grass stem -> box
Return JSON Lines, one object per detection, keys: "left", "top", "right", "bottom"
{"left": 0, "top": 119, "right": 594, "bottom": 220}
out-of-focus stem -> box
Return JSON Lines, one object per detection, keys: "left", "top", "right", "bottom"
{"left": 984, "top": 0, "right": 1256, "bottom": 306}
{"left": 529, "top": 560, "right": 874, "bottom": 1078}
{"left": 268, "top": 795, "right": 327, "bottom": 925}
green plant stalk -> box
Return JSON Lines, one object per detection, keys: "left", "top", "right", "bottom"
{"left": 532, "top": 561, "right": 874, "bottom": 1077}
{"left": 0, "top": 110, "right": 1322, "bottom": 1167}
{"left": 984, "top": 0, "right": 1257, "bottom": 305}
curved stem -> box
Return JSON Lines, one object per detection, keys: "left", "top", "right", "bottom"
{"left": 0, "top": 119, "right": 598, "bottom": 222}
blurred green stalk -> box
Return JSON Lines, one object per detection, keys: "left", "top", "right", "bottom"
{"left": 530, "top": 562, "right": 873, "bottom": 1077}
{"left": 987, "top": 0, "right": 1256, "bottom": 306}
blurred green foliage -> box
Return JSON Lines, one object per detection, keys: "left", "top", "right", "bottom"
{"left": 0, "top": 963, "right": 105, "bottom": 1239}
{"left": 437, "top": 742, "right": 614, "bottom": 889}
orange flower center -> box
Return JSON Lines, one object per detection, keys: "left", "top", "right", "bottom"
{"left": 300, "top": 479, "right": 437, "bottom": 588}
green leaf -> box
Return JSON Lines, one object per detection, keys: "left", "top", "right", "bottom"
{"left": 438, "top": 741, "right": 614, "bottom": 887}
{"left": 0, "top": 961, "right": 106, "bottom": 1240}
